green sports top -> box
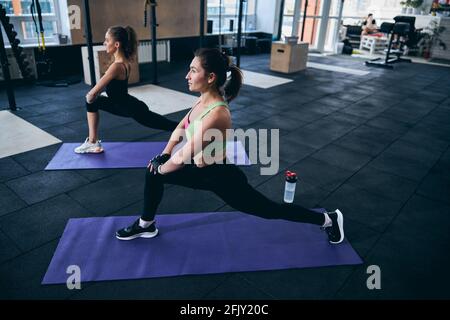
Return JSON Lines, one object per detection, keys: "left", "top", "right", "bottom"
{"left": 184, "top": 101, "right": 229, "bottom": 160}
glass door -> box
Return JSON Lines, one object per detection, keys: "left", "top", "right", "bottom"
{"left": 281, "top": 0, "right": 296, "bottom": 38}
{"left": 297, "top": 0, "right": 324, "bottom": 49}
{"left": 281, "top": 0, "right": 345, "bottom": 52}
{"left": 324, "top": 0, "right": 344, "bottom": 52}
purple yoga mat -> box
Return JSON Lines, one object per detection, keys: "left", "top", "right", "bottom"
{"left": 45, "top": 142, "right": 251, "bottom": 170}
{"left": 42, "top": 210, "right": 362, "bottom": 284}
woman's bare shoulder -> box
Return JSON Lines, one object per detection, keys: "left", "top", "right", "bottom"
{"left": 106, "top": 62, "right": 123, "bottom": 74}
{"left": 208, "top": 104, "right": 231, "bottom": 125}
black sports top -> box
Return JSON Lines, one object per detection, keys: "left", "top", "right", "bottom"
{"left": 106, "top": 62, "right": 129, "bottom": 100}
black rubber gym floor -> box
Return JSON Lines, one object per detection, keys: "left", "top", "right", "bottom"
{"left": 1, "top": 54, "right": 449, "bottom": 299}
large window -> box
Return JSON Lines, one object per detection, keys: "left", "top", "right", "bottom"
{"left": 341, "top": 0, "right": 403, "bottom": 26}
{"left": 324, "top": 0, "right": 343, "bottom": 52}
{"left": 281, "top": 0, "right": 406, "bottom": 52}
{"left": 282, "top": 0, "right": 324, "bottom": 49}
{"left": 299, "top": 0, "right": 323, "bottom": 48}
{"left": 281, "top": 0, "right": 296, "bottom": 37}
{"left": 207, "top": 0, "right": 257, "bottom": 34}
{"left": 1, "top": 0, "right": 61, "bottom": 46}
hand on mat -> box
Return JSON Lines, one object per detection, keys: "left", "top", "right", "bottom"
{"left": 148, "top": 153, "right": 170, "bottom": 174}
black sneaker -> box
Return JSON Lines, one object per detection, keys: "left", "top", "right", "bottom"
{"left": 116, "top": 219, "right": 158, "bottom": 240}
{"left": 325, "top": 209, "right": 344, "bottom": 244}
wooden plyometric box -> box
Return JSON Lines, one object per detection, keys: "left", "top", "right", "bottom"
{"left": 82, "top": 45, "right": 140, "bottom": 85}
{"left": 270, "top": 41, "right": 309, "bottom": 73}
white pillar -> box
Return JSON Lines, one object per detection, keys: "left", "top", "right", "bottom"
{"left": 316, "top": 0, "right": 332, "bottom": 52}
{"left": 292, "top": 0, "right": 303, "bottom": 37}
{"left": 333, "top": 0, "right": 345, "bottom": 53}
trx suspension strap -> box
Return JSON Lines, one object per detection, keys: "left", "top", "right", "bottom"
{"left": 31, "top": 0, "right": 52, "bottom": 78}
{"left": 36, "top": 0, "right": 45, "bottom": 51}
{"left": 144, "top": 0, "right": 158, "bottom": 84}
{"left": 30, "top": 0, "right": 41, "bottom": 49}
{"left": 30, "top": 0, "right": 46, "bottom": 52}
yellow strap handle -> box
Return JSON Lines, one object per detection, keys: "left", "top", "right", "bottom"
{"left": 40, "top": 32, "right": 46, "bottom": 51}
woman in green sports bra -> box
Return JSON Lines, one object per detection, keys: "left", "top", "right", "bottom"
{"left": 116, "top": 48, "right": 345, "bottom": 245}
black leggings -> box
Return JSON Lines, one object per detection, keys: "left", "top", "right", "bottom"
{"left": 86, "top": 95, "right": 177, "bottom": 131}
{"left": 142, "top": 164, "right": 325, "bottom": 226}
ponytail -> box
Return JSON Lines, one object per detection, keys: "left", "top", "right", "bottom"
{"left": 107, "top": 25, "right": 138, "bottom": 60}
{"left": 223, "top": 65, "right": 242, "bottom": 103}
{"left": 124, "top": 26, "right": 138, "bottom": 60}
{"left": 194, "top": 47, "right": 243, "bottom": 103}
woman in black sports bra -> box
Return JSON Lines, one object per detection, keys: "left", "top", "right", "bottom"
{"left": 75, "top": 26, "right": 178, "bottom": 154}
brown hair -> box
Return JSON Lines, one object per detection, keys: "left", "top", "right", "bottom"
{"left": 194, "top": 48, "right": 243, "bottom": 103}
{"left": 107, "top": 25, "right": 138, "bottom": 60}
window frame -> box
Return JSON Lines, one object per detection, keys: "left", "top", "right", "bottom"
{"left": 207, "top": 0, "right": 258, "bottom": 35}
{"left": 3, "top": 0, "right": 61, "bottom": 47}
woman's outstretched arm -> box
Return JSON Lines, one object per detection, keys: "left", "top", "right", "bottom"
{"left": 85, "top": 63, "right": 122, "bottom": 103}
{"left": 161, "top": 111, "right": 191, "bottom": 155}
{"left": 160, "top": 107, "right": 229, "bottom": 174}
